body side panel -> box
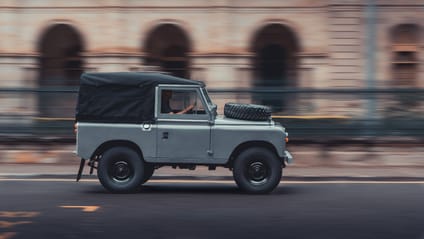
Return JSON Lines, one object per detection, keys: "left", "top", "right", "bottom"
{"left": 76, "top": 122, "right": 157, "bottom": 161}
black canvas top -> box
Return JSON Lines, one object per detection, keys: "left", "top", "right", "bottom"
{"left": 81, "top": 72, "right": 204, "bottom": 87}
{"left": 76, "top": 72, "right": 204, "bottom": 123}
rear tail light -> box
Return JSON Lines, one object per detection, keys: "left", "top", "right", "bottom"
{"left": 74, "top": 123, "right": 78, "bottom": 134}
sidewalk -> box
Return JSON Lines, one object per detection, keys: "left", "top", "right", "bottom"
{"left": 1, "top": 141, "right": 423, "bottom": 180}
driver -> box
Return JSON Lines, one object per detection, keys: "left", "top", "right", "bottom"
{"left": 161, "top": 90, "right": 194, "bottom": 114}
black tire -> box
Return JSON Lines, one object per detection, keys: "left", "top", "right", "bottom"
{"left": 97, "top": 147, "right": 144, "bottom": 193}
{"left": 141, "top": 163, "right": 155, "bottom": 184}
{"left": 224, "top": 103, "right": 271, "bottom": 121}
{"left": 233, "top": 147, "right": 282, "bottom": 194}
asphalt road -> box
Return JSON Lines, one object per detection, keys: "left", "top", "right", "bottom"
{"left": 0, "top": 178, "right": 423, "bottom": 239}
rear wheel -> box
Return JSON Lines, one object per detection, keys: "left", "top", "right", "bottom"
{"left": 233, "top": 147, "right": 282, "bottom": 194}
{"left": 98, "top": 147, "right": 144, "bottom": 193}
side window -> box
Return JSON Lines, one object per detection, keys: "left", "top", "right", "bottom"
{"left": 160, "top": 89, "right": 207, "bottom": 117}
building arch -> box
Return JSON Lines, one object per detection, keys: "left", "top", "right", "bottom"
{"left": 248, "top": 19, "right": 302, "bottom": 51}
{"left": 143, "top": 22, "right": 192, "bottom": 78}
{"left": 35, "top": 19, "right": 89, "bottom": 51}
{"left": 249, "top": 22, "right": 301, "bottom": 112}
{"left": 38, "top": 22, "right": 86, "bottom": 86}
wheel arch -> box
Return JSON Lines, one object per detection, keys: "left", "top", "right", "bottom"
{"left": 228, "top": 141, "right": 280, "bottom": 167}
{"left": 92, "top": 140, "right": 144, "bottom": 161}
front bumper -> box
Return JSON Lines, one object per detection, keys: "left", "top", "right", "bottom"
{"left": 284, "top": 150, "right": 293, "bottom": 164}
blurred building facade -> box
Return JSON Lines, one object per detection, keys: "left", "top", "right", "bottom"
{"left": 0, "top": 0, "right": 423, "bottom": 119}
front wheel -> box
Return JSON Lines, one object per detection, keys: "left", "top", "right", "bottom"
{"left": 233, "top": 147, "right": 282, "bottom": 194}
{"left": 97, "top": 147, "right": 144, "bottom": 193}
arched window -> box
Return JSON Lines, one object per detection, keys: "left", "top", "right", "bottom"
{"left": 39, "top": 23, "right": 85, "bottom": 86}
{"left": 38, "top": 23, "right": 85, "bottom": 117}
{"left": 251, "top": 23, "right": 300, "bottom": 112}
{"left": 144, "top": 24, "right": 191, "bottom": 78}
{"left": 390, "top": 24, "right": 420, "bottom": 87}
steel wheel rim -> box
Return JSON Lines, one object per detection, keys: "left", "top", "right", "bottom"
{"left": 247, "top": 161, "right": 269, "bottom": 185}
{"left": 110, "top": 161, "right": 132, "bottom": 182}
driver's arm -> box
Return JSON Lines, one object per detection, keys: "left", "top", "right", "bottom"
{"left": 176, "top": 104, "right": 194, "bottom": 114}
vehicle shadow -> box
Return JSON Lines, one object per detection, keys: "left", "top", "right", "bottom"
{"left": 83, "top": 183, "right": 301, "bottom": 196}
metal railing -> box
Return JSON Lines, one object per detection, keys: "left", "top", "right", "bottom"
{"left": 0, "top": 87, "right": 423, "bottom": 140}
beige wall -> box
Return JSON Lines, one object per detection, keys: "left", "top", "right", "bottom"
{"left": 0, "top": 0, "right": 329, "bottom": 85}
{"left": 0, "top": 0, "right": 422, "bottom": 117}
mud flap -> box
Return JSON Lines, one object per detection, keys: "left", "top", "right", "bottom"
{"left": 76, "top": 158, "right": 85, "bottom": 182}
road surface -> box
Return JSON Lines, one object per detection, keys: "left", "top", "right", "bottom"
{"left": 0, "top": 178, "right": 423, "bottom": 239}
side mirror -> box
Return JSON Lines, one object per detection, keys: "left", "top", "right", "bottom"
{"left": 212, "top": 104, "right": 217, "bottom": 117}
{"left": 209, "top": 104, "right": 217, "bottom": 124}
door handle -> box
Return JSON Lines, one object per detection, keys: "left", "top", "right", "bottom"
{"left": 162, "top": 132, "right": 169, "bottom": 139}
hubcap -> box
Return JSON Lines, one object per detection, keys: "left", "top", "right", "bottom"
{"left": 111, "top": 161, "right": 132, "bottom": 182}
{"left": 247, "top": 161, "right": 268, "bottom": 185}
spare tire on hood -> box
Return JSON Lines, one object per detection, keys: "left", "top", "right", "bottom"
{"left": 224, "top": 103, "right": 271, "bottom": 121}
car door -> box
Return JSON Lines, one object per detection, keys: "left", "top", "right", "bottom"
{"left": 155, "top": 86, "right": 212, "bottom": 163}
